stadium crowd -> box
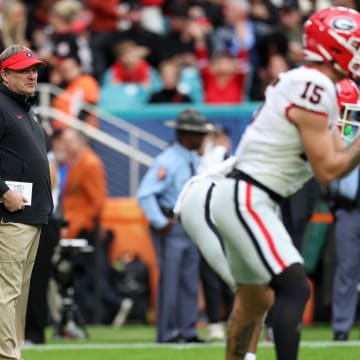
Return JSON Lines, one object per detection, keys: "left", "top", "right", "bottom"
{"left": 0, "top": 0, "right": 351, "bottom": 109}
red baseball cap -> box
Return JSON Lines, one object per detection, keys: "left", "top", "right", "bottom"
{"left": 0, "top": 50, "right": 46, "bottom": 71}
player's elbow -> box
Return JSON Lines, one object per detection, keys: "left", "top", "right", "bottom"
{"left": 311, "top": 153, "right": 352, "bottom": 184}
{"left": 313, "top": 166, "right": 346, "bottom": 185}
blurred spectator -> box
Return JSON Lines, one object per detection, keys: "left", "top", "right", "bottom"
{"left": 249, "top": 0, "right": 279, "bottom": 30}
{"left": 209, "top": 0, "right": 258, "bottom": 99}
{"left": 162, "top": 3, "right": 200, "bottom": 67}
{"left": 197, "top": 49, "right": 248, "bottom": 104}
{"left": 25, "top": 131, "right": 66, "bottom": 344}
{"left": 51, "top": 55, "right": 100, "bottom": 130}
{"left": 213, "top": 125, "right": 232, "bottom": 154}
{"left": 113, "top": 1, "right": 166, "bottom": 68}
{"left": 251, "top": 0, "right": 304, "bottom": 86}
{"left": 140, "top": 0, "right": 166, "bottom": 34}
{"left": 197, "top": 125, "right": 233, "bottom": 340}
{"left": 249, "top": 28, "right": 289, "bottom": 100}
{"left": 148, "top": 60, "right": 192, "bottom": 103}
{"left": 162, "top": 3, "right": 213, "bottom": 102}
{"left": 256, "top": 53, "right": 290, "bottom": 100}
{"left": 248, "top": 0, "right": 296, "bottom": 100}
{"left": 0, "top": 0, "right": 30, "bottom": 52}
{"left": 62, "top": 128, "right": 107, "bottom": 249}
{"left": 26, "top": 0, "right": 55, "bottom": 83}
{"left": 102, "top": 40, "right": 151, "bottom": 87}
{"left": 26, "top": 0, "right": 53, "bottom": 48}
{"left": 277, "top": 0, "right": 304, "bottom": 66}
{"left": 83, "top": 0, "right": 127, "bottom": 81}
{"left": 186, "top": 0, "right": 224, "bottom": 28}
{"left": 39, "top": 0, "right": 94, "bottom": 74}
{"left": 188, "top": 4, "right": 213, "bottom": 31}
{"left": 61, "top": 128, "right": 107, "bottom": 323}
{"left": 185, "top": 3, "right": 247, "bottom": 103}
{"left": 333, "top": 0, "right": 359, "bottom": 10}
{"left": 198, "top": 125, "right": 232, "bottom": 172}
{"left": 51, "top": 129, "right": 69, "bottom": 199}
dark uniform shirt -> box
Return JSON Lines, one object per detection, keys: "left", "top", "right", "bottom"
{"left": 0, "top": 84, "right": 53, "bottom": 224}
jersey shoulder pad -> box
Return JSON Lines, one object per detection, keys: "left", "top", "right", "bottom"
{"left": 279, "top": 67, "right": 336, "bottom": 114}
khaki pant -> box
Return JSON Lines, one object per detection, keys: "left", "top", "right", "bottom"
{"left": 0, "top": 223, "right": 41, "bottom": 360}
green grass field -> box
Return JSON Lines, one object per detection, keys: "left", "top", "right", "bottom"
{"left": 22, "top": 324, "right": 360, "bottom": 360}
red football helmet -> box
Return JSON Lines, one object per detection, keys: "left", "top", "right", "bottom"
{"left": 336, "top": 78, "right": 360, "bottom": 142}
{"left": 303, "top": 6, "right": 360, "bottom": 79}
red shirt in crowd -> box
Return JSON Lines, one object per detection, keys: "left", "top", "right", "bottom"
{"left": 84, "top": 0, "right": 119, "bottom": 32}
{"left": 195, "top": 48, "right": 247, "bottom": 104}
{"left": 110, "top": 60, "right": 151, "bottom": 84}
{"left": 200, "top": 67, "right": 245, "bottom": 104}
{"left": 141, "top": 0, "right": 164, "bottom": 5}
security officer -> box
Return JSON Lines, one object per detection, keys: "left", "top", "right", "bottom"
{"left": 330, "top": 166, "right": 360, "bottom": 341}
{"left": 328, "top": 78, "right": 360, "bottom": 341}
{"left": 137, "top": 108, "right": 213, "bottom": 343}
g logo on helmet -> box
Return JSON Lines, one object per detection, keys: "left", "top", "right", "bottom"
{"left": 332, "top": 17, "right": 356, "bottom": 31}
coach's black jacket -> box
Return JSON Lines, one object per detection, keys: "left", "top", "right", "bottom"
{"left": 0, "top": 83, "right": 53, "bottom": 224}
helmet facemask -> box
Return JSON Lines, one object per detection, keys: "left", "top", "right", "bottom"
{"left": 336, "top": 78, "right": 360, "bottom": 144}
{"left": 337, "top": 102, "right": 360, "bottom": 144}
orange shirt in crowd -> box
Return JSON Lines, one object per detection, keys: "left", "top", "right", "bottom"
{"left": 63, "top": 147, "right": 107, "bottom": 238}
{"left": 51, "top": 74, "right": 100, "bottom": 129}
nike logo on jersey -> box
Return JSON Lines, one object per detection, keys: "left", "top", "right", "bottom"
{"left": 16, "top": 114, "right": 23, "bottom": 119}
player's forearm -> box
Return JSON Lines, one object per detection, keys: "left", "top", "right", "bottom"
{"left": 343, "top": 138, "right": 360, "bottom": 176}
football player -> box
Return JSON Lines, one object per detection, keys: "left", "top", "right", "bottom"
{"left": 178, "top": 6, "right": 360, "bottom": 360}
{"left": 209, "top": 6, "right": 360, "bottom": 360}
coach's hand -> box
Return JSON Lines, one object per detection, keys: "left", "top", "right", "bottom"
{"left": 2, "top": 189, "right": 26, "bottom": 212}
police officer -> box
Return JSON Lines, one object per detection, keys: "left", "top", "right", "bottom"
{"left": 327, "top": 79, "right": 360, "bottom": 341}
{"left": 137, "top": 108, "right": 213, "bottom": 343}
{"left": 329, "top": 166, "right": 360, "bottom": 341}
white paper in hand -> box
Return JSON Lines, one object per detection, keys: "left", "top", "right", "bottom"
{"left": 5, "top": 181, "right": 33, "bottom": 205}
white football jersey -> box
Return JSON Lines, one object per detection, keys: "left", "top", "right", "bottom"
{"left": 234, "top": 66, "right": 339, "bottom": 197}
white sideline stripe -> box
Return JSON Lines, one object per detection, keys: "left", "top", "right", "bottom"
{"left": 23, "top": 341, "right": 360, "bottom": 351}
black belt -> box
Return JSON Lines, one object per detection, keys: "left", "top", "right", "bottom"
{"left": 226, "top": 169, "right": 284, "bottom": 205}
{"left": 333, "top": 195, "right": 358, "bottom": 211}
{"left": 160, "top": 206, "right": 174, "bottom": 218}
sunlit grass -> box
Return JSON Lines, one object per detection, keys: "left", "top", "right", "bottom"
{"left": 21, "top": 323, "right": 360, "bottom": 360}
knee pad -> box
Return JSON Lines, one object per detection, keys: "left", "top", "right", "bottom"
{"left": 270, "top": 263, "right": 310, "bottom": 305}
